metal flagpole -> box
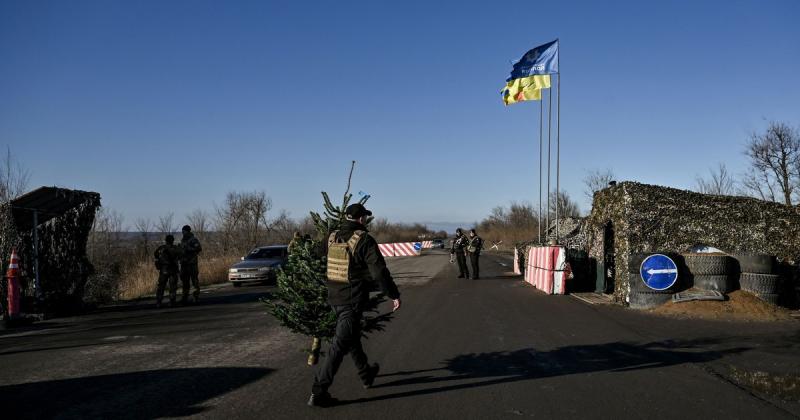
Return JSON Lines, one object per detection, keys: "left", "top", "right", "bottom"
{"left": 538, "top": 98, "right": 543, "bottom": 244}
{"left": 546, "top": 84, "right": 552, "bottom": 241}
{"left": 556, "top": 46, "right": 561, "bottom": 244}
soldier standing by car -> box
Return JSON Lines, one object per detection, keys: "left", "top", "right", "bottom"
{"left": 451, "top": 228, "right": 470, "bottom": 279}
{"left": 466, "top": 228, "right": 484, "bottom": 279}
{"left": 154, "top": 234, "right": 180, "bottom": 308}
{"left": 179, "top": 225, "right": 202, "bottom": 304}
{"left": 308, "top": 203, "right": 402, "bottom": 408}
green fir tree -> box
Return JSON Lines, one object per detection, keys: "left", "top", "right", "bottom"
{"left": 265, "top": 161, "right": 392, "bottom": 365}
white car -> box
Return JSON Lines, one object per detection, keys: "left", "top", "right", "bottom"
{"left": 228, "top": 245, "right": 288, "bottom": 286}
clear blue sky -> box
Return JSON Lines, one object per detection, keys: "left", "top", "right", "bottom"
{"left": 2, "top": 0, "right": 799, "bottom": 229}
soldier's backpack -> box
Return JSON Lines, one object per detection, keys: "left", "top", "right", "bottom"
{"left": 154, "top": 245, "right": 173, "bottom": 271}
{"left": 326, "top": 230, "right": 366, "bottom": 283}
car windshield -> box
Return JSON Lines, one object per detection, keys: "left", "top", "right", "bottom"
{"left": 245, "top": 248, "right": 285, "bottom": 260}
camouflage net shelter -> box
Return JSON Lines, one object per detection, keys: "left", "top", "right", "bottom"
{"left": 586, "top": 181, "right": 800, "bottom": 304}
{"left": 1, "top": 187, "right": 100, "bottom": 316}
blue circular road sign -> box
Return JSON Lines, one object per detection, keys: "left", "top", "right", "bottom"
{"left": 640, "top": 254, "right": 678, "bottom": 290}
{"left": 413, "top": 242, "right": 422, "bottom": 251}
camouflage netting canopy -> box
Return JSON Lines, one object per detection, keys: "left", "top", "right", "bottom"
{"left": 586, "top": 181, "right": 800, "bottom": 303}
{"left": 1, "top": 186, "right": 101, "bottom": 316}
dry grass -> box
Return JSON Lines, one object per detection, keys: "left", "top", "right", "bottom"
{"left": 117, "top": 254, "right": 240, "bottom": 300}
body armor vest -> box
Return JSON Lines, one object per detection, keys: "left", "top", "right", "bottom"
{"left": 326, "top": 230, "right": 370, "bottom": 283}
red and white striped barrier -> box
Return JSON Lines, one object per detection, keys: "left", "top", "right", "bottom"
{"left": 422, "top": 240, "right": 433, "bottom": 249}
{"left": 377, "top": 242, "right": 422, "bottom": 257}
{"left": 513, "top": 248, "right": 521, "bottom": 275}
{"left": 394, "top": 242, "right": 421, "bottom": 256}
{"left": 378, "top": 243, "right": 395, "bottom": 257}
{"left": 524, "top": 246, "right": 567, "bottom": 294}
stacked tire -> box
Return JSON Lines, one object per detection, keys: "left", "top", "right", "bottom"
{"left": 682, "top": 254, "right": 733, "bottom": 293}
{"left": 627, "top": 253, "right": 680, "bottom": 309}
{"left": 734, "top": 253, "right": 780, "bottom": 305}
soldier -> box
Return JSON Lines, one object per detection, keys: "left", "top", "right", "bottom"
{"left": 179, "top": 225, "right": 202, "bottom": 304}
{"left": 154, "top": 234, "right": 180, "bottom": 308}
{"left": 288, "top": 231, "right": 303, "bottom": 255}
{"left": 450, "top": 228, "right": 470, "bottom": 278}
{"left": 466, "top": 228, "right": 484, "bottom": 279}
{"left": 308, "top": 203, "right": 402, "bottom": 408}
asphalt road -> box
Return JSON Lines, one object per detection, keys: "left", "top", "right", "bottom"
{"left": 1, "top": 249, "right": 799, "bottom": 419}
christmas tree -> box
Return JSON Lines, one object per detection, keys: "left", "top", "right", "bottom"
{"left": 265, "top": 161, "right": 392, "bottom": 365}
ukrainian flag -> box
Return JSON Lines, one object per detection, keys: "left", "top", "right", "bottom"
{"left": 501, "top": 75, "right": 551, "bottom": 106}
{"left": 502, "top": 39, "right": 558, "bottom": 106}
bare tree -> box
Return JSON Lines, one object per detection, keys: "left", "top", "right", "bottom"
{"left": 245, "top": 191, "right": 272, "bottom": 246}
{"left": 89, "top": 207, "right": 125, "bottom": 261}
{"left": 134, "top": 217, "right": 153, "bottom": 258}
{"left": 583, "top": 168, "right": 615, "bottom": 202}
{"left": 740, "top": 166, "right": 778, "bottom": 202}
{"left": 474, "top": 201, "right": 539, "bottom": 247}
{"left": 742, "top": 121, "right": 800, "bottom": 205}
{"left": 0, "top": 146, "right": 31, "bottom": 202}
{"left": 156, "top": 212, "right": 176, "bottom": 234}
{"left": 549, "top": 190, "right": 581, "bottom": 219}
{"left": 213, "top": 191, "right": 273, "bottom": 251}
{"left": 186, "top": 209, "right": 209, "bottom": 235}
{"left": 269, "top": 209, "right": 299, "bottom": 244}
{"left": 695, "top": 163, "right": 736, "bottom": 195}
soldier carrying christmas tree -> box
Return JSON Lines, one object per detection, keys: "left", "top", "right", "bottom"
{"left": 308, "top": 203, "right": 402, "bottom": 408}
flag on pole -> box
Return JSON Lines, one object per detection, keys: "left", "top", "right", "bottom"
{"left": 501, "top": 40, "right": 558, "bottom": 106}
{"left": 501, "top": 74, "right": 551, "bottom": 105}
{"left": 507, "top": 39, "right": 559, "bottom": 80}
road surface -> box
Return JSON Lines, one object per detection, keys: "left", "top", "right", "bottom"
{"left": 1, "top": 250, "right": 799, "bottom": 419}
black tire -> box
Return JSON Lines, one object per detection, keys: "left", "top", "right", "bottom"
{"left": 628, "top": 272, "right": 674, "bottom": 293}
{"left": 628, "top": 253, "right": 648, "bottom": 273}
{"left": 733, "top": 253, "right": 775, "bottom": 274}
{"left": 232, "top": 282, "right": 242, "bottom": 288}
{"left": 755, "top": 292, "right": 780, "bottom": 306}
{"left": 683, "top": 254, "right": 731, "bottom": 276}
{"left": 628, "top": 290, "right": 673, "bottom": 309}
{"left": 692, "top": 274, "right": 731, "bottom": 292}
{"left": 739, "top": 273, "right": 780, "bottom": 294}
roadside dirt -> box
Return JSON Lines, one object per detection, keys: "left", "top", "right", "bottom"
{"left": 650, "top": 290, "right": 796, "bottom": 322}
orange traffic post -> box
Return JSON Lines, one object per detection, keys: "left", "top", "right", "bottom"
{"left": 6, "top": 248, "right": 21, "bottom": 318}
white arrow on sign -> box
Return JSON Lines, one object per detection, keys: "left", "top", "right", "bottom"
{"left": 647, "top": 268, "right": 678, "bottom": 275}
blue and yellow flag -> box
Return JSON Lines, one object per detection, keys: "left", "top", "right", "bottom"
{"left": 501, "top": 74, "right": 551, "bottom": 105}
{"left": 507, "top": 39, "right": 559, "bottom": 80}
{"left": 502, "top": 40, "right": 558, "bottom": 106}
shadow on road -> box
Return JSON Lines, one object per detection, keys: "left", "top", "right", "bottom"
{"left": 338, "top": 338, "right": 748, "bottom": 405}
{"left": 1, "top": 367, "right": 273, "bottom": 419}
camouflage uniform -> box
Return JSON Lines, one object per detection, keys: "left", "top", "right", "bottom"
{"left": 466, "top": 233, "right": 484, "bottom": 279}
{"left": 288, "top": 232, "right": 303, "bottom": 255}
{"left": 154, "top": 242, "right": 180, "bottom": 306}
{"left": 451, "top": 230, "right": 470, "bottom": 278}
{"left": 180, "top": 231, "right": 202, "bottom": 302}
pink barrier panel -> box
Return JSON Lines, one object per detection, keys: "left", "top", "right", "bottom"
{"left": 378, "top": 243, "right": 395, "bottom": 257}
{"left": 422, "top": 241, "right": 433, "bottom": 249}
{"left": 394, "top": 242, "right": 421, "bottom": 256}
{"left": 525, "top": 246, "right": 567, "bottom": 294}
{"left": 378, "top": 243, "right": 422, "bottom": 257}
